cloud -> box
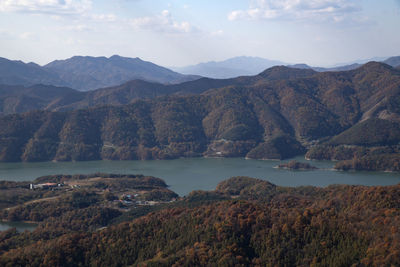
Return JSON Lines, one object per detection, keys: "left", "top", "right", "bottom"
{"left": 59, "top": 24, "right": 93, "bottom": 32}
{"left": 90, "top": 13, "right": 117, "bottom": 22}
{"left": 131, "top": 10, "right": 198, "bottom": 33}
{"left": 228, "top": 0, "right": 361, "bottom": 23}
{"left": 0, "top": 0, "right": 92, "bottom": 15}
{"left": 211, "top": 30, "right": 224, "bottom": 36}
{"left": 19, "top": 32, "right": 35, "bottom": 39}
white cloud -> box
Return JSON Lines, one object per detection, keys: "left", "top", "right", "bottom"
{"left": 211, "top": 30, "right": 224, "bottom": 36}
{"left": 59, "top": 24, "right": 93, "bottom": 32}
{"left": 19, "top": 31, "right": 35, "bottom": 39}
{"left": 90, "top": 13, "right": 116, "bottom": 22}
{"left": 131, "top": 10, "right": 198, "bottom": 34}
{"left": 228, "top": 0, "right": 361, "bottom": 23}
{"left": 0, "top": 0, "right": 92, "bottom": 15}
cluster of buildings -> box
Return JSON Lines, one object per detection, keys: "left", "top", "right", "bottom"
{"left": 30, "top": 183, "right": 63, "bottom": 190}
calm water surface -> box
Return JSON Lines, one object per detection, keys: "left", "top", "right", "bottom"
{"left": 0, "top": 157, "right": 399, "bottom": 196}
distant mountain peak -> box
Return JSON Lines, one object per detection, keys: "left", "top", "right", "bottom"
{"left": 287, "top": 64, "right": 313, "bottom": 69}
{"left": 258, "top": 65, "right": 316, "bottom": 80}
{"left": 383, "top": 56, "right": 400, "bottom": 68}
{"left": 109, "top": 54, "right": 141, "bottom": 60}
{"left": 0, "top": 55, "right": 199, "bottom": 91}
{"left": 357, "top": 61, "right": 394, "bottom": 72}
{"left": 42, "top": 55, "right": 199, "bottom": 90}
{"left": 171, "top": 56, "right": 285, "bottom": 79}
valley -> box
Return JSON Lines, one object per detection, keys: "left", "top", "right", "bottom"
{"left": 2, "top": 1, "right": 400, "bottom": 265}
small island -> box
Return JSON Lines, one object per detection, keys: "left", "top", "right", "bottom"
{"left": 277, "top": 160, "right": 318, "bottom": 171}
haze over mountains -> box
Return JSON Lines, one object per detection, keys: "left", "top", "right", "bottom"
{"left": 171, "top": 56, "right": 285, "bottom": 79}
{"left": 1, "top": 55, "right": 399, "bottom": 90}
{"left": 44, "top": 55, "right": 200, "bottom": 90}
{"left": 173, "top": 56, "right": 400, "bottom": 79}
{"left": 290, "top": 56, "right": 400, "bottom": 73}
{"left": 0, "top": 61, "right": 399, "bottom": 163}
{"left": 0, "top": 56, "right": 199, "bottom": 91}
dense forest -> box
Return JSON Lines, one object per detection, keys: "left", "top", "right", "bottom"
{"left": 0, "top": 173, "right": 177, "bottom": 223}
{"left": 306, "top": 145, "right": 400, "bottom": 171}
{"left": 0, "top": 176, "right": 399, "bottom": 266}
{"left": 0, "top": 62, "right": 399, "bottom": 168}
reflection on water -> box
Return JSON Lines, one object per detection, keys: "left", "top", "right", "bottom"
{"left": 0, "top": 156, "right": 399, "bottom": 196}
{"left": 0, "top": 221, "right": 37, "bottom": 232}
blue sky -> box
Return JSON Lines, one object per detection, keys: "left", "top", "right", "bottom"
{"left": 0, "top": 0, "right": 399, "bottom": 67}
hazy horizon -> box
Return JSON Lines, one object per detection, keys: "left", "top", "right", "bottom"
{"left": 2, "top": 53, "right": 398, "bottom": 70}
{"left": 1, "top": 0, "right": 399, "bottom": 67}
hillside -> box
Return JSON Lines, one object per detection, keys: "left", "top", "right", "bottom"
{"left": 0, "top": 84, "right": 83, "bottom": 115}
{"left": 2, "top": 56, "right": 398, "bottom": 92}
{"left": 0, "top": 56, "right": 199, "bottom": 91}
{"left": 0, "top": 57, "right": 66, "bottom": 87}
{"left": 0, "top": 66, "right": 316, "bottom": 114}
{"left": 290, "top": 58, "right": 400, "bottom": 72}
{"left": 0, "top": 176, "right": 399, "bottom": 266}
{"left": 287, "top": 63, "right": 362, "bottom": 72}
{"left": 0, "top": 62, "right": 399, "bottom": 162}
{"left": 44, "top": 55, "right": 200, "bottom": 91}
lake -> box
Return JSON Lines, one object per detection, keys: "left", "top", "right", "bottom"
{"left": 0, "top": 157, "right": 399, "bottom": 196}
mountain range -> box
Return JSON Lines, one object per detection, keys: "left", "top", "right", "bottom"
{"left": 0, "top": 66, "right": 316, "bottom": 115}
{"left": 172, "top": 56, "right": 400, "bottom": 79}
{"left": 1, "top": 55, "right": 399, "bottom": 90}
{"left": 0, "top": 61, "right": 398, "bottom": 162}
{"left": 0, "top": 56, "right": 199, "bottom": 91}
{"left": 0, "top": 57, "right": 66, "bottom": 87}
{"left": 290, "top": 56, "right": 400, "bottom": 72}
{"left": 171, "top": 56, "right": 285, "bottom": 79}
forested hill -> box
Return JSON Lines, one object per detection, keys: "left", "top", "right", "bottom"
{"left": 0, "top": 176, "right": 399, "bottom": 266}
{"left": 0, "top": 62, "right": 399, "bottom": 162}
{"left": 0, "top": 57, "right": 66, "bottom": 87}
{"left": 0, "top": 65, "right": 316, "bottom": 114}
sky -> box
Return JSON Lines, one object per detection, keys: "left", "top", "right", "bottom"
{"left": 0, "top": 0, "right": 399, "bottom": 67}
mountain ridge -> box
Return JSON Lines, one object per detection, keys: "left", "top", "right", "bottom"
{"left": 0, "top": 56, "right": 200, "bottom": 91}
{"left": 0, "top": 64, "right": 317, "bottom": 114}
{"left": 173, "top": 56, "right": 400, "bottom": 78}
{"left": 171, "top": 56, "right": 285, "bottom": 79}
{"left": 0, "top": 61, "right": 398, "bottom": 163}
{"left": 1, "top": 55, "right": 399, "bottom": 90}
{"left": 44, "top": 55, "right": 200, "bottom": 90}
